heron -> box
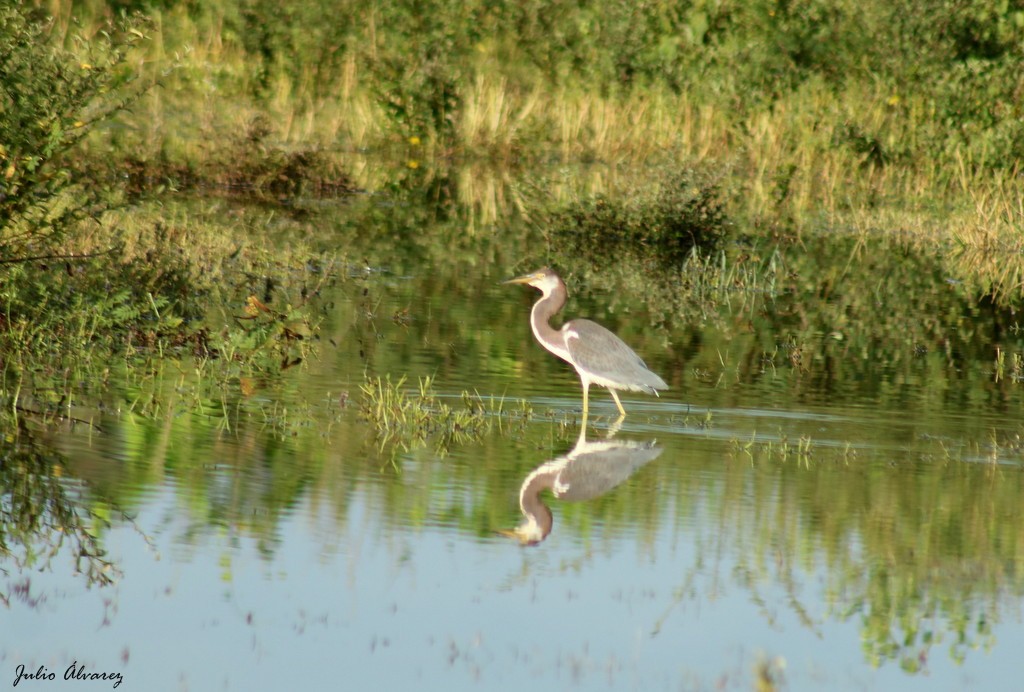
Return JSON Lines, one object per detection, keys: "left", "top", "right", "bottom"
{"left": 499, "top": 432, "right": 663, "bottom": 545}
{"left": 504, "top": 267, "right": 668, "bottom": 425}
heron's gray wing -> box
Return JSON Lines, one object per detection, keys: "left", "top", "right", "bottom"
{"left": 555, "top": 440, "right": 663, "bottom": 501}
{"left": 564, "top": 319, "right": 668, "bottom": 393}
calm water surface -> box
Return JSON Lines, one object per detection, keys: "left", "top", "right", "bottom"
{"left": 3, "top": 189, "right": 1024, "bottom": 691}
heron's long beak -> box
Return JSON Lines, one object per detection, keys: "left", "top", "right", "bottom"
{"left": 496, "top": 526, "right": 542, "bottom": 546}
{"left": 501, "top": 272, "right": 540, "bottom": 284}
{"left": 502, "top": 272, "right": 536, "bottom": 285}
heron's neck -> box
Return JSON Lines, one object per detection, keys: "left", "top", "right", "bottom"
{"left": 530, "top": 283, "right": 570, "bottom": 362}
{"left": 518, "top": 470, "right": 555, "bottom": 543}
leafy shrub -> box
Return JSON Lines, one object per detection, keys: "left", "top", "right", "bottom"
{"left": 0, "top": 4, "right": 149, "bottom": 262}
{"left": 0, "top": 4, "right": 182, "bottom": 359}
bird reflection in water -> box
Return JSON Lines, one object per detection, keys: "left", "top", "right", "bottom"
{"left": 500, "top": 431, "right": 663, "bottom": 545}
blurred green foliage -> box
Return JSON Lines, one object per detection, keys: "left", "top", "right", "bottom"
{"left": 546, "top": 165, "right": 728, "bottom": 268}
{"left": 364, "top": 0, "right": 480, "bottom": 142}
{"left": 0, "top": 4, "right": 147, "bottom": 259}
{"left": 43, "top": 0, "right": 1024, "bottom": 163}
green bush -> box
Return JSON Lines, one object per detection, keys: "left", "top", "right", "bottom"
{"left": 0, "top": 4, "right": 179, "bottom": 358}
{"left": 0, "top": 4, "right": 149, "bottom": 262}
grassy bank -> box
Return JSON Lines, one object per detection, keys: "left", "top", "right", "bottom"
{"left": 24, "top": 0, "right": 1019, "bottom": 291}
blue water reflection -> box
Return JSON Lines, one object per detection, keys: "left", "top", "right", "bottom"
{"left": 4, "top": 455, "right": 1022, "bottom": 691}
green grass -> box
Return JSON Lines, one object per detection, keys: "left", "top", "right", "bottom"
{"left": 358, "top": 374, "right": 533, "bottom": 457}
{"left": 732, "top": 431, "right": 817, "bottom": 468}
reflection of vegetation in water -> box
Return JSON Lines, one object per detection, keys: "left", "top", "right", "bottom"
{"left": 18, "top": 221, "right": 1019, "bottom": 675}
{"left": 546, "top": 165, "right": 728, "bottom": 269}
{"left": 744, "top": 234, "right": 1024, "bottom": 408}
{"left": 44, "top": 362, "right": 350, "bottom": 560}
{"left": 725, "top": 453, "right": 1023, "bottom": 672}
{"left": 300, "top": 164, "right": 1024, "bottom": 420}
{"left": 632, "top": 426, "right": 1024, "bottom": 673}
{"left": 288, "top": 167, "right": 1024, "bottom": 450}
{"left": 0, "top": 425, "right": 121, "bottom": 604}
{"left": 547, "top": 230, "right": 1024, "bottom": 416}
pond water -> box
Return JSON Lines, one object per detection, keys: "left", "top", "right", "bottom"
{"left": 3, "top": 172, "right": 1024, "bottom": 691}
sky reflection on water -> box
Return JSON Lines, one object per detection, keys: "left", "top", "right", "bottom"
{"left": 4, "top": 452, "right": 1022, "bottom": 692}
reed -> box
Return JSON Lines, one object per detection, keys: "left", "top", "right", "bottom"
{"left": 358, "top": 374, "right": 489, "bottom": 455}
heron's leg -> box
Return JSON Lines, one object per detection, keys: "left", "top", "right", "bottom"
{"left": 609, "top": 389, "right": 627, "bottom": 417}
{"left": 605, "top": 415, "right": 623, "bottom": 440}
{"left": 576, "top": 422, "right": 588, "bottom": 447}
{"left": 580, "top": 380, "right": 590, "bottom": 427}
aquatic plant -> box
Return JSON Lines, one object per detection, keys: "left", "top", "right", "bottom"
{"left": 359, "top": 374, "right": 491, "bottom": 456}
{"left": 732, "top": 431, "right": 815, "bottom": 468}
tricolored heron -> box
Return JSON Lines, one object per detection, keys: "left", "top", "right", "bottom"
{"left": 500, "top": 432, "right": 663, "bottom": 545}
{"left": 504, "top": 267, "right": 668, "bottom": 424}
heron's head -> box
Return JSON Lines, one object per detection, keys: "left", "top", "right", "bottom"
{"left": 503, "top": 267, "right": 562, "bottom": 296}
{"left": 497, "top": 517, "right": 547, "bottom": 546}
